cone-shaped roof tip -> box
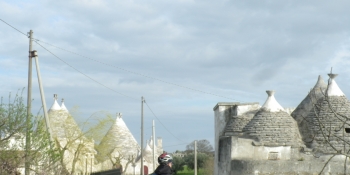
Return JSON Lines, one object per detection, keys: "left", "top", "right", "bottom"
{"left": 314, "top": 75, "right": 326, "bottom": 88}
{"left": 49, "top": 94, "right": 61, "bottom": 111}
{"left": 327, "top": 73, "right": 345, "bottom": 96}
{"left": 144, "top": 142, "right": 152, "bottom": 152}
{"left": 328, "top": 73, "right": 338, "bottom": 79}
{"left": 261, "top": 90, "right": 285, "bottom": 112}
{"left": 266, "top": 90, "right": 275, "bottom": 96}
{"left": 61, "top": 98, "right": 68, "bottom": 111}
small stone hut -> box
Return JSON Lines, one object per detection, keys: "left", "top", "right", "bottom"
{"left": 214, "top": 73, "right": 350, "bottom": 175}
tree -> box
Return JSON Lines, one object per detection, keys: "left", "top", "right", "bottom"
{"left": 94, "top": 112, "right": 140, "bottom": 174}
{"left": 183, "top": 152, "right": 209, "bottom": 170}
{"left": 0, "top": 92, "right": 27, "bottom": 174}
{"left": 172, "top": 156, "right": 185, "bottom": 174}
{"left": 186, "top": 139, "right": 213, "bottom": 153}
{"left": 106, "top": 148, "right": 135, "bottom": 174}
{"left": 0, "top": 90, "right": 62, "bottom": 175}
{"left": 50, "top": 110, "right": 114, "bottom": 175}
{"left": 202, "top": 156, "right": 214, "bottom": 175}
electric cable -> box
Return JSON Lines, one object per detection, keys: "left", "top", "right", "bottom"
{"left": 0, "top": 18, "right": 28, "bottom": 37}
{"left": 163, "top": 143, "right": 188, "bottom": 148}
{"left": 0, "top": 18, "right": 223, "bottom": 148}
{"left": 144, "top": 99, "right": 189, "bottom": 145}
{"left": 34, "top": 39, "right": 242, "bottom": 101}
{"left": 36, "top": 41, "right": 187, "bottom": 147}
{"left": 1, "top": 17, "right": 244, "bottom": 102}
{"left": 35, "top": 41, "right": 138, "bottom": 101}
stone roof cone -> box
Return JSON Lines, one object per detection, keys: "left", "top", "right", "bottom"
{"left": 304, "top": 73, "right": 350, "bottom": 153}
{"left": 223, "top": 104, "right": 259, "bottom": 136}
{"left": 243, "top": 90, "right": 302, "bottom": 147}
{"left": 292, "top": 75, "right": 327, "bottom": 119}
{"left": 291, "top": 76, "right": 327, "bottom": 144}
{"left": 47, "top": 94, "right": 82, "bottom": 139}
{"left": 144, "top": 142, "right": 153, "bottom": 161}
{"left": 97, "top": 113, "right": 140, "bottom": 161}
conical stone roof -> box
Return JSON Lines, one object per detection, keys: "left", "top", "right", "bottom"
{"left": 48, "top": 95, "right": 77, "bottom": 139}
{"left": 224, "top": 109, "right": 258, "bottom": 135}
{"left": 243, "top": 91, "right": 302, "bottom": 147}
{"left": 292, "top": 75, "right": 327, "bottom": 119}
{"left": 304, "top": 74, "right": 350, "bottom": 153}
{"left": 291, "top": 76, "right": 327, "bottom": 144}
{"left": 97, "top": 113, "right": 140, "bottom": 161}
{"left": 143, "top": 142, "right": 153, "bottom": 162}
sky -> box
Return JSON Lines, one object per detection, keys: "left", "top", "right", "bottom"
{"left": 1, "top": 0, "right": 350, "bottom": 153}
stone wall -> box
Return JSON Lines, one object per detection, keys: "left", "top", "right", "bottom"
{"left": 230, "top": 159, "right": 349, "bottom": 175}
{"left": 213, "top": 102, "right": 260, "bottom": 175}
{"left": 214, "top": 103, "right": 238, "bottom": 175}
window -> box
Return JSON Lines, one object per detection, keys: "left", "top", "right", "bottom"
{"left": 268, "top": 152, "right": 280, "bottom": 160}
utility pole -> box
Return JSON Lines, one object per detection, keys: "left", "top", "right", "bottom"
{"left": 25, "top": 30, "right": 33, "bottom": 175}
{"left": 194, "top": 140, "right": 197, "bottom": 175}
{"left": 90, "top": 154, "right": 93, "bottom": 174}
{"left": 141, "top": 96, "right": 144, "bottom": 175}
{"left": 152, "top": 120, "right": 156, "bottom": 171}
{"left": 32, "top": 50, "right": 53, "bottom": 143}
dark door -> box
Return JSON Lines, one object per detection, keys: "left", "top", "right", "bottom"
{"left": 144, "top": 165, "right": 148, "bottom": 175}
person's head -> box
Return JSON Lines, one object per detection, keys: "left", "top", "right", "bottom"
{"left": 158, "top": 153, "right": 173, "bottom": 166}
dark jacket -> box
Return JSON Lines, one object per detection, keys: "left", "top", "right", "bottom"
{"left": 153, "top": 164, "right": 172, "bottom": 175}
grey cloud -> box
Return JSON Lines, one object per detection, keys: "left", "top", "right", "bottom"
{"left": 2, "top": 0, "right": 350, "bottom": 152}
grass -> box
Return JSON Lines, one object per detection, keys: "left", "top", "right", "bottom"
{"left": 176, "top": 166, "right": 204, "bottom": 175}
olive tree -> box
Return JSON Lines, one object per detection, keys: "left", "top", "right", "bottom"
{"left": 0, "top": 91, "right": 62, "bottom": 175}
{"left": 186, "top": 139, "right": 213, "bottom": 153}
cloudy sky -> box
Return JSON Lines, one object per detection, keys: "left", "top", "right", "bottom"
{"left": 1, "top": 0, "right": 350, "bottom": 153}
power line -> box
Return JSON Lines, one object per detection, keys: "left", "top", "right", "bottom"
{"left": 35, "top": 41, "right": 138, "bottom": 101}
{"left": 1, "top": 17, "right": 243, "bottom": 102}
{"left": 0, "top": 18, "right": 28, "bottom": 37}
{"left": 36, "top": 41, "right": 186, "bottom": 146}
{"left": 34, "top": 40, "right": 242, "bottom": 101}
{"left": 0, "top": 18, "right": 225, "bottom": 148}
{"left": 163, "top": 143, "right": 188, "bottom": 148}
{"left": 144, "top": 99, "right": 188, "bottom": 145}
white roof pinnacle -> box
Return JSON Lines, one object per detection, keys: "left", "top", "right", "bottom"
{"left": 116, "top": 112, "right": 122, "bottom": 119}
{"left": 327, "top": 74, "right": 345, "bottom": 96}
{"left": 49, "top": 94, "right": 61, "bottom": 111}
{"left": 60, "top": 98, "right": 68, "bottom": 112}
{"left": 261, "top": 90, "right": 285, "bottom": 112}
